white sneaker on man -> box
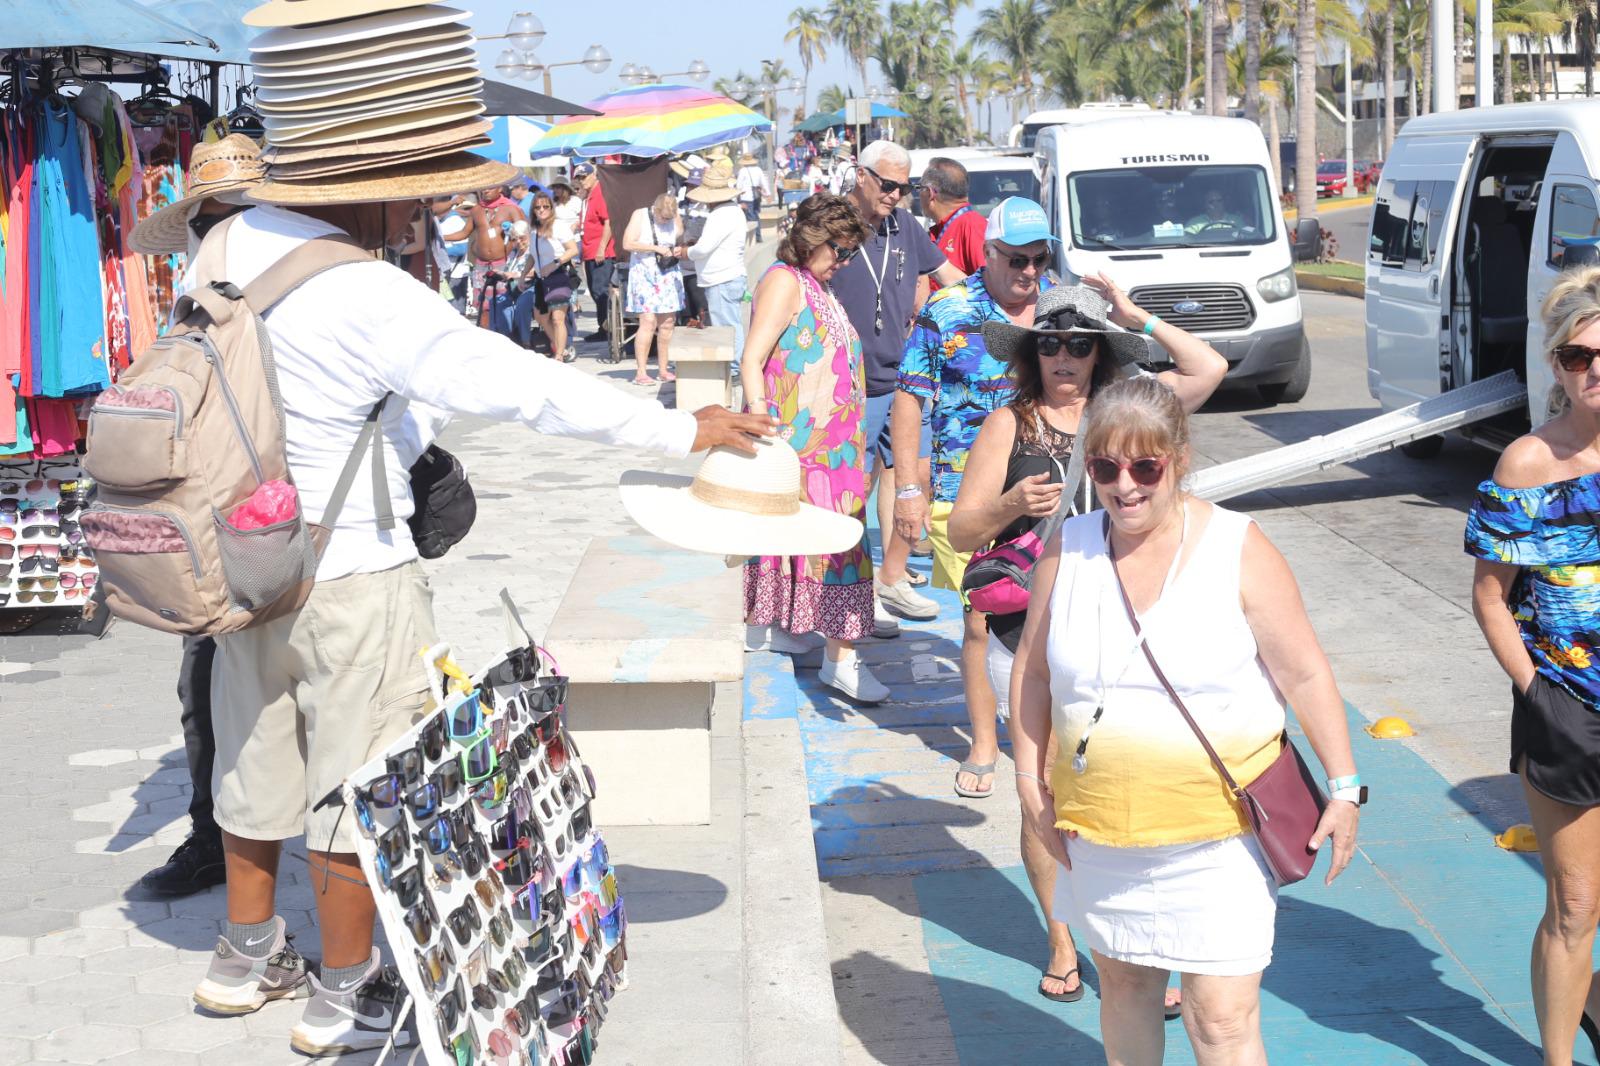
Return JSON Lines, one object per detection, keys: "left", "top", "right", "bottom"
{"left": 819, "top": 649, "right": 890, "bottom": 704}
{"left": 745, "top": 625, "right": 824, "bottom": 654}
{"left": 875, "top": 577, "right": 938, "bottom": 620}
{"left": 871, "top": 599, "right": 901, "bottom": 639}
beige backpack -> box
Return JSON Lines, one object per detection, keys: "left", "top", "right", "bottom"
{"left": 82, "top": 215, "right": 393, "bottom": 635}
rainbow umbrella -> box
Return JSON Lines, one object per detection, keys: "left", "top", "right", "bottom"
{"left": 530, "top": 83, "right": 773, "bottom": 160}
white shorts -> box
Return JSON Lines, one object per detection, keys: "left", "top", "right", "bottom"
{"left": 985, "top": 631, "right": 1015, "bottom": 722}
{"left": 1052, "top": 833, "right": 1277, "bottom": 976}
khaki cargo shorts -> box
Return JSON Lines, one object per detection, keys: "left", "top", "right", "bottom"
{"left": 211, "top": 560, "right": 438, "bottom": 852}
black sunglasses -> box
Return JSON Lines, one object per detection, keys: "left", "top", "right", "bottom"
{"left": 1000, "top": 250, "right": 1051, "bottom": 271}
{"left": 861, "top": 165, "right": 911, "bottom": 197}
{"left": 1555, "top": 344, "right": 1600, "bottom": 374}
{"left": 828, "top": 240, "right": 861, "bottom": 265}
{"left": 1036, "top": 334, "right": 1098, "bottom": 359}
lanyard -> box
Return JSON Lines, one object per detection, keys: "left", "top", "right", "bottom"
{"left": 1072, "top": 501, "right": 1190, "bottom": 774}
{"left": 859, "top": 214, "right": 905, "bottom": 334}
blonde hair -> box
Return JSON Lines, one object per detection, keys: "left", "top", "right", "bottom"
{"left": 652, "top": 193, "right": 679, "bottom": 221}
{"left": 1540, "top": 265, "right": 1600, "bottom": 417}
{"left": 1081, "top": 375, "right": 1191, "bottom": 481}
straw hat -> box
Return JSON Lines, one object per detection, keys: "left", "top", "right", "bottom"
{"left": 669, "top": 152, "right": 707, "bottom": 180}
{"left": 739, "top": 152, "right": 759, "bottom": 166}
{"left": 618, "top": 439, "right": 864, "bottom": 557}
{"left": 688, "top": 160, "right": 738, "bottom": 204}
{"left": 981, "top": 284, "right": 1150, "bottom": 368}
{"left": 129, "top": 135, "right": 266, "bottom": 255}
{"left": 244, "top": 0, "right": 518, "bottom": 204}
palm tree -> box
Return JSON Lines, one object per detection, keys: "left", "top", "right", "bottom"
{"left": 817, "top": 82, "right": 848, "bottom": 113}
{"left": 1383, "top": 0, "right": 1395, "bottom": 153}
{"left": 1132, "top": 0, "right": 1196, "bottom": 110}
{"left": 786, "top": 7, "right": 829, "bottom": 111}
{"left": 1295, "top": 0, "right": 1317, "bottom": 219}
{"left": 827, "top": 0, "right": 886, "bottom": 95}
{"left": 948, "top": 40, "right": 988, "bottom": 139}
{"left": 977, "top": 0, "right": 1047, "bottom": 110}
{"left": 1244, "top": 0, "right": 1263, "bottom": 122}
{"left": 1207, "top": 0, "right": 1229, "bottom": 114}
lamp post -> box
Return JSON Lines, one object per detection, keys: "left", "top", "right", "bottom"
{"left": 621, "top": 60, "right": 709, "bottom": 85}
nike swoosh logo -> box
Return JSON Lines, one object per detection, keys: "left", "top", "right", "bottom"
{"left": 260, "top": 975, "right": 284, "bottom": 989}
{"left": 327, "top": 1000, "right": 392, "bottom": 1029}
{"left": 244, "top": 933, "right": 273, "bottom": 947}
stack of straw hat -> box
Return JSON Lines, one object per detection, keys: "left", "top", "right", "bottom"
{"left": 242, "top": 0, "right": 519, "bottom": 204}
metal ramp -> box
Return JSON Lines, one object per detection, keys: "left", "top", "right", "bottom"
{"left": 1189, "top": 370, "right": 1526, "bottom": 503}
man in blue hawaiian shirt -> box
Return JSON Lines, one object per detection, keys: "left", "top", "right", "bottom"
{"left": 890, "top": 197, "right": 1057, "bottom": 799}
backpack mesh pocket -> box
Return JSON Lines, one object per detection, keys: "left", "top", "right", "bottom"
{"left": 212, "top": 509, "right": 318, "bottom": 613}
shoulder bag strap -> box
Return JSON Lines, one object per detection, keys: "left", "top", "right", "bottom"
{"left": 1107, "top": 533, "right": 1244, "bottom": 800}
{"left": 318, "top": 394, "right": 394, "bottom": 533}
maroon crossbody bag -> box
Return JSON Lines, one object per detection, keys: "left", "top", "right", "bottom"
{"left": 1108, "top": 544, "right": 1327, "bottom": 886}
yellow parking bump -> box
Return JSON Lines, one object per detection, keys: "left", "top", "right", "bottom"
{"left": 1494, "top": 824, "right": 1540, "bottom": 852}
{"left": 1364, "top": 715, "right": 1416, "bottom": 739}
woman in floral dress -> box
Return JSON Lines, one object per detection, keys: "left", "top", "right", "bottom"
{"left": 739, "top": 194, "right": 886, "bottom": 703}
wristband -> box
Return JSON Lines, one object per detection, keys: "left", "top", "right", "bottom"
{"left": 1331, "top": 786, "right": 1366, "bottom": 805}
{"left": 1142, "top": 315, "right": 1161, "bottom": 336}
{"left": 896, "top": 485, "right": 924, "bottom": 499}
{"left": 1326, "top": 774, "right": 1361, "bottom": 792}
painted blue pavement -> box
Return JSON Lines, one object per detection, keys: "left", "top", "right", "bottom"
{"left": 739, "top": 510, "right": 1592, "bottom": 1064}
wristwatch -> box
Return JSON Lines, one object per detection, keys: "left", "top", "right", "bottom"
{"left": 895, "top": 485, "right": 924, "bottom": 499}
{"left": 1328, "top": 774, "right": 1368, "bottom": 806}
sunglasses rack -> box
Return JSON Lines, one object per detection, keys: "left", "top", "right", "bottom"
{"left": 342, "top": 638, "right": 627, "bottom": 1066}
{"left": 0, "top": 460, "right": 97, "bottom": 612}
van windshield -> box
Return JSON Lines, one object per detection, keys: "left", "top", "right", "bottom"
{"left": 1068, "top": 164, "right": 1277, "bottom": 250}
{"left": 967, "top": 168, "right": 1041, "bottom": 216}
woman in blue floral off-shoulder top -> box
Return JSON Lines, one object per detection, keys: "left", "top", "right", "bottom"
{"left": 1467, "top": 266, "right": 1600, "bottom": 1064}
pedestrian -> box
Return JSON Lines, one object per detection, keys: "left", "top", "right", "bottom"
{"left": 686, "top": 159, "right": 749, "bottom": 362}
{"left": 622, "top": 192, "right": 687, "bottom": 386}
{"left": 576, "top": 163, "right": 615, "bottom": 343}
{"left": 739, "top": 194, "right": 883, "bottom": 699}
{"left": 550, "top": 181, "right": 582, "bottom": 341}
{"left": 832, "top": 139, "right": 965, "bottom": 638}
{"left": 515, "top": 191, "right": 579, "bottom": 361}
{"left": 467, "top": 185, "right": 523, "bottom": 329}
{"left": 676, "top": 163, "right": 711, "bottom": 329}
{"left": 920, "top": 157, "right": 989, "bottom": 277}
{"left": 1467, "top": 267, "right": 1600, "bottom": 1064}
{"left": 433, "top": 196, "right": 472, "bottom": 313}
{"left": 1010, "top": 373, "right": 1363, "bottom": 1062}
{"left": 163, "top": 19, "right": 774, "bottom": 1051}
{"left": 946, "top": 275, "right": 1226, "bottom": 1007}
{"left": 736, "top": 151, "right": 770, "bottom": 244}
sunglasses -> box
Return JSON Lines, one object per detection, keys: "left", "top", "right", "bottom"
{"left": 418, "top": 944, "right": 458, "bottom": 996}
{"left": 406, "top": 891, "right": 441, "bottom": 946}
{"left": 828, "top": 240, "right": 861, "bottom": 265}
{"left": 484, "top": 646, "right": 541, "bottom": 688}
{"left": 862, "top": 164, "right": 911, "bottom": 197}
{"left": 446, "top": 897, "right": 482, "bottom": 946}
{"left": 1554, "top": 344, "right": 1600, "bottom": 373}
{"left": 1000, "top": 250, "right": 1051, "bottom": 271}
{"left": 462, "top": 732, "right": 499, "bottom": 783}
{"left": 599, "top": 899, "right": 627, "bottom": 949}
{"left": 0, "top": 479, "right": 59, "bottom": 494}
{"left": 390, "top": 862, "right": 425, "bottom": 909}
{"left": 1036, "top": 334, "right": 1098, "bottom": 359}
{"left": 1085, "top": 454, "right": 1171, "bottom": 487}
{"left": 447, "top": 692, "right": 485, "bottom": 741}
{"left": 19, "top": 556, "right": 57, "bottom": 575}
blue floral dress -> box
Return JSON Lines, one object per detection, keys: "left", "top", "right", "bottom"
{"left": 625, "top": 213, "right": 685, "bottom": 314}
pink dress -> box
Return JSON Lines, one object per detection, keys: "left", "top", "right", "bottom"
{"left": 743, "top": 265, "right": 873, "bottom": 640}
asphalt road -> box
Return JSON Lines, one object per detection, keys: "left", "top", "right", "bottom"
{"left": 1317, "top": 198, "right": 1373, "bottom": 263}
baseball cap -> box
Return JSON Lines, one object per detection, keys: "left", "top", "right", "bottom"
{"left": 985, "top": 197, "right": 1058, "bottom": 246}
{"left": 571, "top": 163, "right": 595, "bottom": 178}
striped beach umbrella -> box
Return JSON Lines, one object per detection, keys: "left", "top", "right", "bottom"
{"left": 530, "top": 83, "right": 774, "bottom": 160}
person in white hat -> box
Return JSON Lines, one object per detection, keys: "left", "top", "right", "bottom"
{"left": 187, "top": 2, "right": 776, "bottom": 1055}
{"left": 685, "top": 159, "right": 748, "bottom": 360}
{"left": 735, "top": 151, "right": 771, "bottom": 244}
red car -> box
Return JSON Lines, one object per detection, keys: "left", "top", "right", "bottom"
{"left": 1316, "top": 160, "right": 1377, "bottom": 197}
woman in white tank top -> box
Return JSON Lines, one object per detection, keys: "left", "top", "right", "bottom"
{"left": 1008, "top": 375, "right": 1365, "bottom": 1064}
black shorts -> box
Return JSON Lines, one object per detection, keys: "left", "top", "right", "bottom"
{"left": 1511, "top": 673, "right": 1600, "bottom": 807}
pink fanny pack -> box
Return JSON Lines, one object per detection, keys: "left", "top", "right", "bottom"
{"left": 961, "top": 437, "right": 1085, "bottom": 616}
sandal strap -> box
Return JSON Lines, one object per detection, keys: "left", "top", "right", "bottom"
{"left": 957, "top": 760, "right": 997, "bottom": 776}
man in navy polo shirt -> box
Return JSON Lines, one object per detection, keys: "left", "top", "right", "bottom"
{"left": 833, "top": 140, "right": 965, "bottom": 637}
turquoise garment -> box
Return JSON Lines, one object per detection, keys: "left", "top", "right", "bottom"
{"left": 895, "top": 272, "right": 1054, "bottom": 503}
{"left": 0, "top": 397, "right": 32, "bottom": 457}
{"left": 1465, "top": 474, "right": 1600, "bottom": 707}
{"left": 33, "top": 103, "right": 107, "bottom": 398}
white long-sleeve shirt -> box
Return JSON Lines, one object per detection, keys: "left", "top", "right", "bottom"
{"left": 686, "top": 202, "right": 748, "bottom": 288}
{"left": 223, "top": 205, "right": 697, "bottom": 579}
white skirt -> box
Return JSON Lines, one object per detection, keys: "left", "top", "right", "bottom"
{"left": 1053, "top": 832, "right": 1277, "bottom": 977}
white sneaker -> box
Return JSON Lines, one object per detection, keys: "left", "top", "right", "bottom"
{"left": 745, "top": 625, "right": 824, "bottom": 654}
{"left": 819, "top": 650, "right": 890, "bottom": 704}
{"left": 875, "top": 577, "right": 939, "bottom": 621}
{"left": 871, "top": 599, "right": 901, "bottom": 639}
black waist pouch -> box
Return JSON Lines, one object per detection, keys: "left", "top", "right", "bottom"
{"left": 408, "top": 445, "right": 477, "bottom": 559}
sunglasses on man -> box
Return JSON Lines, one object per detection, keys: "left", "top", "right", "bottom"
{"left": 861, "top": 165, "right": 912, "bottom": 197}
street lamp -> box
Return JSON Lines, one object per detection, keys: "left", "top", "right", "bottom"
{"left": 504, "top": 11, "right": 545, "bottom": 48}
{"left": 582, "top": 44, "right": 611, "bottom": 75}
{"left": 618, "top": 62, "right": 638, "bottom": 83}
{"left": 629, "top": 60, "right": 709, "bottom": 85}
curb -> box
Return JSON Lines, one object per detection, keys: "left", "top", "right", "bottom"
{"left": 1284, "top": 193, "right": 1374, "bottom": 222}
{"left": 742, "top": 713, "right": 842, "bottom": 1066}
{"left": 1296, "top": 268, "right": 1364, "bottom": 298}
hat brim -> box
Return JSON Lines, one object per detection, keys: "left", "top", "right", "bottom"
{"left": 618, "top": 471, "right": 865, "bottom": 557}
{"left": 265, "top": 101, "right": 485, "bottom": 148}
{"left": 687, "top": 185, "right": 738, "bottom": 203}
{"left": 256, "top": 65, "right": 477, "bottom": 112}
{"left": 245, "top": 0, "right": 442, "bottom": 29}
{"left": 261, "top": 117, "right": 491, "bottom": 163}
{"left": 129, "top": 181, "right": 260, "bottom": 255}
{"left": 250, "top": 151, "right": 520, "bottom": 206}
{"left": 980, "top": 318, "right": 1150, "bottom": 368}
{"left": 263, "top": 89, "right": 480, "bottom": 136}
{"left": 249, "top": 4, "right": 465, "bottom": 47}
{"left": 253, "top": 52, "right": 477, "bottom": 93}
{"left": 251, "top": 32, "right": 470, "bottom": 79}
{"left": 266, "top": 136, "right": 490, "bottom": 179}
{"left": 251, "top": 24, "right": 466, "bottom": 69}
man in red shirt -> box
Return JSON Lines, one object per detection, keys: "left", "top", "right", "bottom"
{"left": 576, "top": 163, "right": 615, "bottom": 341}
{"left": 921, "top": 157, "right": 988, "bottom": 277}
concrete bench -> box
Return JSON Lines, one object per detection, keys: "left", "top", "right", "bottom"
{"left": 671, "top": 324, "right": 738, "bottom": 412}
{"left": 543, "top": 533, "right": 743, "bottom": 825}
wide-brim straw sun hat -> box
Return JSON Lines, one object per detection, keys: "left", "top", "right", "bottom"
{"left": 619, "top": 439, "right": 864, "bottom": 557}
{"left": 250, "top": 31, "right": 470, "bottom": 77}
{"left": 129, "top": 134, "right": 266, "bottom": 255}
{"left": 261, "top": 100, "right": 486, "bottom": 148}
{"left": 245, "top": 0, "right": 439, "bottom": 28}
{"left": 982, "top": 284, "right": 1150, "bottom": 368}
{"left": 251, "top": 150, "right": 516, "bottom": 205}
{"left": 688, "top": 159, "right": 738, "bottom": 203}
{"left": 261, "top": 87, "right": 480, "bottom": 136}
{"left": 248, "top": 5, "right": 466, "bottom": 48}
{"left": 265, "top": 136, "right": 489, "bottom": 179}
{"left": 259, "top": 117, "right": 491, "bottom": 164}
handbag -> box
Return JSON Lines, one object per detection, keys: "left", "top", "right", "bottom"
{"left": 961, "top": 415, "right": 1088, "bottom": 615}
{"left": 652, "top": 217, "right": 680, "bottom": 272}
{"left": 1108, "top": 538, "right": 1328, "bottom": 886}
{"left": 407, "top": 444, "right": 477, "bottom": 559}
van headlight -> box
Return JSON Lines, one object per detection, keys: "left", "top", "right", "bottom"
{"left": 1256, "top": 266, "right": 1297, "bottom": 303}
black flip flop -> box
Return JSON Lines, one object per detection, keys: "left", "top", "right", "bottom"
{"left": 1164, "top": 992, "right": 1182, "bottom": 1020}
{"left": 1038, "top": 968, "right": 1085, "bottom": 1003}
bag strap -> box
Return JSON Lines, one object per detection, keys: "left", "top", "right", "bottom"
{"left": 1027, "top": 408, "right": 1086, "bottom": 545}
{"left": 1106, "top": 519, "right": 1244, "bottom": 800}
{"left": 318, "top": 395, "right": 395, "bottom": 533}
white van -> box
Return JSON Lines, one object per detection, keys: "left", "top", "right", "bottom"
{"left": 907, "top": 147, "right": 1041, "bottom": 226}
{"left": 1009, "top": 102, "right": 1160, "bottom": 149}
{"left": 1034, "top": 114, "right": 1310, "bottom": 402}
{"left": 1365, "top": 100, "right": 1600, "bottom": 453}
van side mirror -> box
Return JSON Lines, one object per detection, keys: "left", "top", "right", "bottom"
{"left": 1561, "top": 243, "right": 1600, "bottom": 269}
{"left": 1292, "top": 217, "right": 1320, "bottom": 262}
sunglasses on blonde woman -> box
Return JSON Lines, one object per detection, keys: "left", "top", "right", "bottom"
{"left": 1554, "top": 344, "right": 1600, "bottom": 373}
{"left": 1086, "top": 455, "right": 1170, "bottom": 487}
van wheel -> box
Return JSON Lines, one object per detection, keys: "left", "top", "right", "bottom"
{"left": 1400, "top": 435, "right": 1445, "bottom": 459}
{"left": 1258, "top": 340, "right": 1312, "bottom": 405}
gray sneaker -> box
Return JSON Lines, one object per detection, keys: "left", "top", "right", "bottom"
{"left": 289, "top": 949, "right": 414, "bottom": 1057}
{"left": 193, "top": 915, "right": 311, "bottom": 1014}
{"left": 875, "top": 577, "right": 939, "bottom": 621}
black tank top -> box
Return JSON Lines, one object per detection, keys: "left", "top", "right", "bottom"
{"left": 988, "top": 411, "right": 1076, "bottom": 654}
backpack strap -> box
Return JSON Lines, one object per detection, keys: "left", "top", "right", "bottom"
{"left": 240, "top": 232, "right": 375, "bottom": 316}
{"left": 319, "top": 395, "right": 396, "bottom": 534}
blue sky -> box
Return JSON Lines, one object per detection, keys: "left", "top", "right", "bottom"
{"left": 466, "top": 1, "right": 988, "bottom": 125}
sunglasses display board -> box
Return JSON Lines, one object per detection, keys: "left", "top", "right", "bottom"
{"left": 0, "top": 460, "right": 98, "bottom": 612}
{"left": 341, "top": 605, "right": 627, "bottom": 1066}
